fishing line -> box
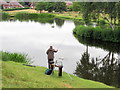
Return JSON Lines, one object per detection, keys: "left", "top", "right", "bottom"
{"left": 44, "top": 22, "right": 74, "bottom": 79}
{"left": 67, "top": 73, "right": 73, "bottom": 80}
{"left": 53, "top": 33, "right": 74, "bottom": 80}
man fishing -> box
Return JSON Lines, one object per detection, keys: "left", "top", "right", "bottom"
{"left": 46, "top": 46, "right": 58, "bottom": 70}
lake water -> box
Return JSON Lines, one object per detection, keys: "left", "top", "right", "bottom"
{"left": 1, "top": 19, "right": 120, "bottom": 87}
{"left": 1, "top": 19, "right": 119, "bottom": 73}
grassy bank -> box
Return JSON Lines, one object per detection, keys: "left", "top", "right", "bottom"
{"left": 73, "top": 26, "right": 120, "bottom": 43}
{"left": 3, "top": 9, "right": 38, "bottom": 15}
{"left": 2, "top": 61, "right": 114, "bottom": 88}
{"left": 1, "top": 51, "right": 114, "bottom": 88}
{"left": 53, "top": 11, "right": 82, "bottom": 20}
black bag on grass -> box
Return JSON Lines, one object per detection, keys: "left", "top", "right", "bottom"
{"left": 45, "top": 69, "right": 52, "bottom": 75}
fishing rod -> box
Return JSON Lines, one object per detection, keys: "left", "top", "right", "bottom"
{"left": 55, "top": 57, "right": 73, "bottom": 80}
{"left": 53, "top": 34, "right": 74, "bottom": 80}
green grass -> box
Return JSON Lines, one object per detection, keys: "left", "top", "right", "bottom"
{"left": 0, "top": 61, "right": 1, "bottom": 89}
{"left": 53, "top": 11, "right": 83, "bottom": 20}
{"left": 2, "top": 61, "right": 115, "bottom": 88}
{"left": 55, "top": 15, "right": 82, "bottom": 21}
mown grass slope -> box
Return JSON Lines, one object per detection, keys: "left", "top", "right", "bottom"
{"left": 2, "top": 61, "right": 115, "bottom": 88}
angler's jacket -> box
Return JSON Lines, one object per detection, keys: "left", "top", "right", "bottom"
{"left": 46, "top": 48, "right": 57, "bottom": 59}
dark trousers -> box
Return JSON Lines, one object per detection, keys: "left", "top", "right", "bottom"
{"left": 48, "top": 59, "right": 54, "bottom": 70}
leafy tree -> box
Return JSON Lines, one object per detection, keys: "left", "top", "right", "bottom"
{"left": 116, "top": 2, "right": 120, "bottom": 25}
{"left": 90, "top": 2, "right": 106, "bottom": 22}
{"left": 72, "top": 2, "right": 81, "bottom": 11}
{"left": 73, "top": 2, "right": 97, "bottom": 24}
{"left": 19, "top": 2, "right": 25, "bottom": 6}
{"left": 67, "top": 5, "right": 73, "bottom": 11}
{"left": 80, "top": 2, "right": 95, "bottom": 24}
{"left": 20, "top": 2, "right": 31, "bottom": 7}
{"left": 102, "top": 2, "right": 117, "bottom": 29}
{"left": 35, "top": 2, "right": 66, "bottom": 13}
{"left": 45, "top": 2, "right": 55, "bottom": 12}
{"left": 72, "top": 2, "right": 120, "bottom": 29}
{"left": 35, "top": 2, "right": 47, "bottom": 13}
{"left": 1, "top": 5, "right": 4, "bottom": 9}
{"left": 54, "top": 2, "right": 66, "bottom": 12}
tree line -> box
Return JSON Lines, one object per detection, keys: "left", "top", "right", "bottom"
{"left": 72, "top": 2, "right": 120, "bottom": 28}
{"left": 35, "top": 2, "right": 120, "bottom": 24}
{"left": 35, "top": 2, "right": 66, "bottom": 13}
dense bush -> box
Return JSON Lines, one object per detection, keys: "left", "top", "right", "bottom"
{"left": 97, "top": 20, "right": 106, "bottom": 25}
{"left": 15, "top": 12, "right": 38, "bottom": 20}
{"left": 15, "top": 12, "right": 54, "bottom": 20}
{"left": 73, "top": 25, "right": 120, "bottom": 43}
{"left": 3, "top": 7, "right": 30, "bottom": 11}
{"left": 92, "top": 27, "right": 102, "bottom": 40}
{"left": 73, "top": 26, "right": 94, "bottom": 38}
{"left": 38, "top": 13, "right": 54, "bottom": 18}
{"left": 0, "top": 12, "right": 10, "bottom": 20}
{"left": 14, "top": 12, "right": 55, "bottom": 24}
{"left": 0, "top": 51, "right": 31, "bottom": 63}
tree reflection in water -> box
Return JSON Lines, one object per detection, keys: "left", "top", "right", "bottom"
{"left": 75, "top": 48, "right": 120, "bottom": 88}
{"left": 55, "top": 18, "right": 65, "bottom": 27}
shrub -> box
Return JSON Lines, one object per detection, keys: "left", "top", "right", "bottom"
{"left": 15, "top": 12, "right": 54, "bottom": 20}
{"left": 74, "top": 26, "right": 94, "bottom": 38}
{"left": 113, "top": 29, "right": 120, "bottom": 42}
{"left": 0, "top": 51, "right": 31, "bottom": 64}
{"left": 101, "top": 28, "right": 113, "bottom": 41}
{"left": 38, "top": 13, "right": 54, "bottom": 18}
{"left": 14, "top": 12, "right": 55, "bottom": 24}
{"left": 0, "top": 12, "right": 10, "bottom": 20}
{"left": 73, "top": 25, "right": 120, "bottom": 43}
{"left": 97, "top": 20, "right": 106, "bottom": 25}
{"left": 15, "top": 12, "right": 38, "bottom": 20}
{"left": 93, "top": 27, "right": 102, "bottom": 40}
{"left": 83, "top": 27, "right": 94, "bottom": 38}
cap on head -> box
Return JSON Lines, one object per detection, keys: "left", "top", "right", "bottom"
{"left": 50, "top": 46, "right": 53, "bottom": 49}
